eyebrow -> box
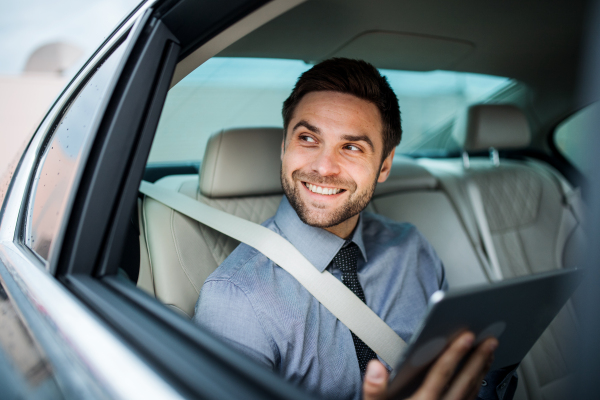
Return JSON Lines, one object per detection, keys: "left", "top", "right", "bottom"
{"left": 292, "top": 120, "right": 321, "bottom": 135}
{"left": 292, "top": 121, "right": 376, "bottom": 152}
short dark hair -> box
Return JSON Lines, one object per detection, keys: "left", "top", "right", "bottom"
{"left": 282, "top": 58, "right": 401, "bottom": 160}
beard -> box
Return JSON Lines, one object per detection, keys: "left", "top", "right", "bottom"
{"left": 281, "top": 167, "right": 378, "bottom": 228}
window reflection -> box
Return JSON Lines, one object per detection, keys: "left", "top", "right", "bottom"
{"left": 25, "top": 41, "right": 127, "bottom": 260}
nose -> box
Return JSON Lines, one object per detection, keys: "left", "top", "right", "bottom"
{"left": 311, "top": 146, "right": 341, "bottom": 177}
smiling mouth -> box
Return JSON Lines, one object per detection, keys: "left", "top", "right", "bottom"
{"left": 303, "top": 182, "right": 345, "bottom": 196}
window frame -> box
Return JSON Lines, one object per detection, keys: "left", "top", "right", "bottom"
{"left": 40, "top": 0, "right": 315, "bottom": 398}
{"left": 19, "top": 15, "right": 146, "bottom": 273}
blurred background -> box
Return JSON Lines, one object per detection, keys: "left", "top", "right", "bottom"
{"left": 0, "top": 0, "right": 140, "bottom": 178}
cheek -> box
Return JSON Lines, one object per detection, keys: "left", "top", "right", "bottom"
{"left": 344, "top": 162, "right": 380, "bottom": 189}
{"left": 282, "top": 147, "right": 311, "bottom": 171}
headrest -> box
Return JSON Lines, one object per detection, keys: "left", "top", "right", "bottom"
{"left": 453, "top": 104, "right": 531, "bottom": 151}
{"left": 200, "top": 128, "right": 284, "bottom": 198}
{"left": 374, "top": 156, "right": 438, "bottom": 196}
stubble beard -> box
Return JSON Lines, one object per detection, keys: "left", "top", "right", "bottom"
{"left": 280, "top": 167, "right": 378, "bottom": 228}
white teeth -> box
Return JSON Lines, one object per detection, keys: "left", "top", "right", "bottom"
{"left": 305, "top": 183, "right": 341, "bottom": 195}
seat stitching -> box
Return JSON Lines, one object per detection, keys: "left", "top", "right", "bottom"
{"left": 141, "top": 197, "right": 156, "bottom": 292}
{"left": 171, "top": 211, "right": 201, "bottom": 294}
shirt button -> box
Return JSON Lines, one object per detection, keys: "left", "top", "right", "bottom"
{"left": 481, "top": 380, "right": 487, "bottom": 386}
{"left": 500, "top": 382, "right": 507, "bottom": 389}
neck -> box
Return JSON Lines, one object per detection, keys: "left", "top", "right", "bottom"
{"left": 323, "top": 214, "right": 359, "bottom": 239}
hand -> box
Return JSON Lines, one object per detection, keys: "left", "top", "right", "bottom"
{"left": 362, "top": 332, "right": 498, "bottom": 400}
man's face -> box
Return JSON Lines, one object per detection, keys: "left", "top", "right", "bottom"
{"left": 281, "top": 91, "right": 394, "bottom": 237}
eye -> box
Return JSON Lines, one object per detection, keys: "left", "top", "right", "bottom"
{"left": 345, "top": 144, "right": 361, "bottom": 151}
{"left": 300, "top": 135, "right": 317, "bottom": 143}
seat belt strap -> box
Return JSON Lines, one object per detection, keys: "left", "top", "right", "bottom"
{"left": 139, "top": 181, "right": 406, "bottom": 367}
{"left": 466, "top": 181, "right": 503, "bottom": 281}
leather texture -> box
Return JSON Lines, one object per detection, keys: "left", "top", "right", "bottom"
{"left": 374, "top": 156, "right": 438, "bottom": 195}
{"left": 136, "top": 198, "right": 154, "bottom": 295}
{"left": 371, "top": 190, "right": 489, "bottom": 288}
{"left": 143, "top": 174, "right": 281, "bottom": 317}
{"left": 430, "top": 104, "right": 583, "bottom": 400}
{"left": 453, "top": 104, "right": 531, "bottom": 151}
{"left": 418, "top": 156, "right": 582, "bottom": 400}
{"left": 199, "top": 127, "right": 284, "bottom": 198}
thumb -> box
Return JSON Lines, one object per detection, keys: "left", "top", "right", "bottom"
{"left": 363, "top": 360, "right": 389, "bottom": 400}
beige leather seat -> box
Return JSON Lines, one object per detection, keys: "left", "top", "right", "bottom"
{"left": 418, "top": 104, "right": 584, "bottom": 400}
{"left": 141, "top": 128, "right": 285, "bottom": 317}
{"left": 371, "top": 158, "right": 489, "bottom": 288}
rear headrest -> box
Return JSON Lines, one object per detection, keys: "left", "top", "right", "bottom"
{"left": 453, "top": 104, "right": 531, "bottom": 151}
{"left": 200, "top": 128, "right": 284, "bottom": 198}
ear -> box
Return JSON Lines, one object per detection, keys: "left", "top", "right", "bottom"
{"left": 377, "top": 148, "right": 395, "bottom": 183}
{"left": 281, "top": 138, "right": 285, "bottom": 161}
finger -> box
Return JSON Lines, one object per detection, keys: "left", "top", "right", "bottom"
{"left": 413, "top": 332, "right": 475, "bottom": 399}
{"left": 461, "top": 356, "right": 492, "bottom": 400}
{"left": 363, "top": 359, "right": 390, "bottom": 400}
{"left": 442, "top": 337, "right": 498, "bottom": 400}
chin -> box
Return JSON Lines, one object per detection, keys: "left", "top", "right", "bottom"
{"left": 297, "top": 209, "right": 343, "bottom": 229}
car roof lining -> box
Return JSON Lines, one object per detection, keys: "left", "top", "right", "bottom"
{"left": 169, "top": 0, "right": 305, "bottom": 87}
{"left": 164, "top": 0, "right": 588, "bottom": 150}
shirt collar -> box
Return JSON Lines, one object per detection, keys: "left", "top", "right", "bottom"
{"left": 274, "top": 196, "right": 368, "bottom": 272}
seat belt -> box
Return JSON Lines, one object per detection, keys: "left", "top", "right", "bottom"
{"left": 139, "top": 181, "right": 407, "bottom": 367}
{"left": 466, "top": 180, "right": 503, "bottom": 281}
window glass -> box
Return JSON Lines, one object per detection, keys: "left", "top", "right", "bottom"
{"left": 554, "top": 101, "right": 598, "bottom": 177}
{"left": 25, "top": 41, "right": 127, "bottom": 260}
{"left": 149, "top": 57, "right": 513, "bottom": 163}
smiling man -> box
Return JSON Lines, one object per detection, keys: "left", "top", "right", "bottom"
{"left": 194, "top": 59, "right": 509, "bottom": 400}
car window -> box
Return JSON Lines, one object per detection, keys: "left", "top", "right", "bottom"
{"left": 24, "top": 41, "right": 128, "bottom": 261}
{"left": 554, "top": 101, "right": 598, "bottom": 177}
{"left": 148, "top": 57, "right": 514, "bottom": 165}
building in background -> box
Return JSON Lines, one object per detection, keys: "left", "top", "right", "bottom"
{"left": 0, "top": 42, "right": 82, "bottom": 178}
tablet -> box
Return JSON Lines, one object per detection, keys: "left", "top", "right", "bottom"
{"left": 387, "top": 268, "right": 584, "bottom": 399}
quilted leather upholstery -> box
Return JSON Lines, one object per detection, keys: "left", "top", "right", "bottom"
{"left": 472, "top": 168, "right": 542, "bottom": 232}
{"left": 418, "top": 156, "right": 582, "bottom": 400}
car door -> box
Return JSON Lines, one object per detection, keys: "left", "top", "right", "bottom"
{"left": 0, "top": 1, "right": 311, "bottom": 398}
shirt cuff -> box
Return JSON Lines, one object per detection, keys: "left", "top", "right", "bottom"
{"left": 477, "top": 364, "right": 519, "bottom": 400}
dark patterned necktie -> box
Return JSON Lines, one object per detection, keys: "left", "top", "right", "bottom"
{"left": 333, "top": 242, "right": 378, "bottom": 376}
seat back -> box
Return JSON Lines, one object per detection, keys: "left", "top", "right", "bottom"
{"left": 371, "top": 157, "right": 489, "bottom": 288}
{"left": 430, "top": 104, "right": 584, "bottom": 400}
{"left": 142, "top": 128, "right": 284, "bottom": 317}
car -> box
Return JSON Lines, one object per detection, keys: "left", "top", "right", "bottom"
{"left": 0, "top": 0, "right": 599, "bottom": 398}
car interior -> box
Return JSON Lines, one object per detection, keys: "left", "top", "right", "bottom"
{"left": 106, "top": 0, "right": 591, "bottom": 398}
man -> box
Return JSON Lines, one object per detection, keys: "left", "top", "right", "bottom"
{"left": 194, "top": 58, "right": 513, "bottom": 399}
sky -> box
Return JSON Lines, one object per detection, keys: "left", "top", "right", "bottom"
{"left": 0, "top": 0, "right": 141, "bottom": 77}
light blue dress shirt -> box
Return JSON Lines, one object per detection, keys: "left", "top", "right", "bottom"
{"left": 193, "top": 196, "right": 447, "bottom": 399}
